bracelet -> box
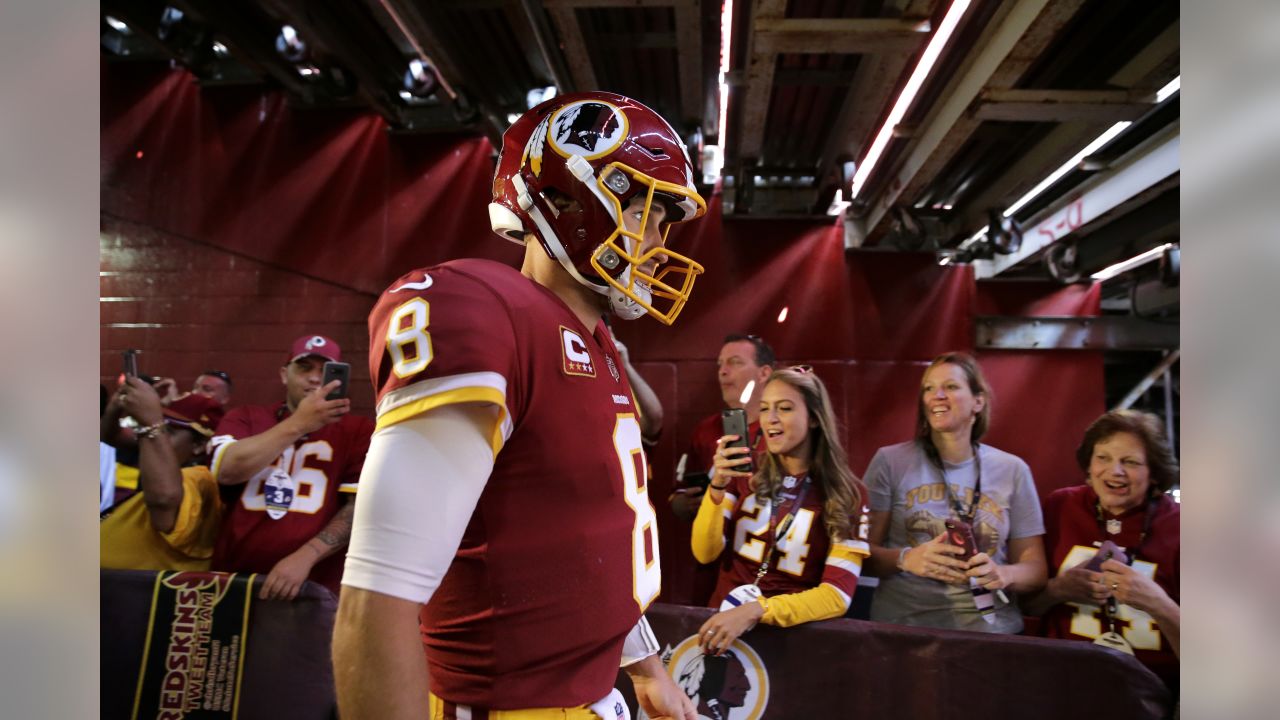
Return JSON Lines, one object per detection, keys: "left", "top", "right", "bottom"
{"left": 136, "top": 422, "right": 165, "bottom": 440}
{"left": 896, "top": 546, "right": 910, "bottom": 572}
{"left": 709, "top": 481, "right": 731, "bottom": 491}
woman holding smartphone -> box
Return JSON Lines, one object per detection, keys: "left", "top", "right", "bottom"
{"left": 691, "top": 366, "right": 871, "bottom": 655}
{"left": 863, "top": 352, "right": 1047, "bottom": 633}
{"left": 1024, "top": 410, "right": 1180, "bottom": 692}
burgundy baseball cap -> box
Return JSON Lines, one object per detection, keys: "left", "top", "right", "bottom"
{"left": 288, "top": 334, "right": 342, "bottom": 364}
{"left": 163, "top": 393, "right": 226, "bottom": 438}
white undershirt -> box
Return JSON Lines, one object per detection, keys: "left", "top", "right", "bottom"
{"left": 342, "top": 403, "right": 496, "bottom": 604}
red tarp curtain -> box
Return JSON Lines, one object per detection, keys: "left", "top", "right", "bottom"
{"left": 102, "top": 64, "right": 1105, "bottom": 605}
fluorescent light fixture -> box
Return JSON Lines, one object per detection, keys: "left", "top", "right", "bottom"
{"left": 212, "top": 41, "right": 229, "bottom": 57}
{"left": 105, "top": 16, "right": 130, "bottom": 34}
{"left": 715, "top": 0, "right": 735, "bottom": 153}
{"left": 506, "top": 113, "right": 521, "bottom": 125}
{"left": 739, "top": 380, "right": 756, "bottom": 405}
{"left": 850, "top": 0, "right": 970, "bottom": 199}
{"left": 938, "top": 255, "right": 953, "bottom": 266}
{"left": 827, "top": 188, "right": 850, "bottom": 216}
{"left": 399, "top": 90, "right": 413, "bottom": 100}
{"left": 777, "top": 306, "right": 789, "bottom": 323}
{"left": 297, "top": 65, "right": 320, "bottom": 77}
{"left": 1091, "top": 242, "right": 1175, "bottom": 281}
{"left": 1155, "top": 76, "right": 1180, "bottom": 103}
{"left": 1002, "top": 121, "right": 1130, "bottom": 217}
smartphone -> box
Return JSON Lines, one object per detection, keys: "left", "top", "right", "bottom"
{"left": 944, "top": 518, "right": 978, "bottom": 562}
{"left": 122, "top": 349, "right": 139, "bottom": 379}
{"left": 1083, "top": 540, "right": 1129, "bottom": 573}
{"left": 322, "top": 361, "right": 351, "bottom": 400}
{"left": 720, "top": 407, "right": 754, "bottom": 475}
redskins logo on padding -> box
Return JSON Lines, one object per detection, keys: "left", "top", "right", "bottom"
{"left": 656, "top": 636, "right": 770, "bottom": 720}
{"left": 548, "top": 100, "right": 628, "bottom": 161}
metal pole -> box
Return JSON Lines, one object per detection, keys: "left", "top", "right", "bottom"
{"left": 1113, "top": 348, "right": 1180, "bottom": 411}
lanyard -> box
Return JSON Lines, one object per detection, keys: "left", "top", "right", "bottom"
{"left": 752, "top": 475, "right": 811, "bottom": 585}
{"left": 933, "top": 446, "right": 983, "bottom": 525}
{"left": 1094, "top": 496, "right": 1157, "bottom": 564}
{"left": 1096, "top": 496, "right": 1157, "bottom": 632}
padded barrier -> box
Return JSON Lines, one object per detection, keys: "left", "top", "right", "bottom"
{"left": 616, "top": 602, "right": 1172, "bottom": 720}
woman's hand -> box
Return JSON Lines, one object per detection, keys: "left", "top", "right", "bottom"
{"left": 1100, "top": 559, "right": 1174, "bottom": 616}
{"left": 900, "top": 533, "right": 969, "bottom": 584}
{"left": 1049, "top": 564, "right": 1109, "bottom": 605}
{"left": 966, "top": 552, "right": 1010, "bottom": 590}
{"left": 708, "top": 435, "right": 753, "bottom": 501}
{"left": 698, "top": 601, "right": 764, "bottom": 656}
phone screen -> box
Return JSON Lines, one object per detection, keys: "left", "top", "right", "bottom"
{"left": 944, "top": 519, "right": 978, "bottom": 561}
{"left": 322, "top": 362, "right": 351, "bottom": 400}
{"left": 720, "top": 407, "right": 754, "bottom": 475}
{"left": 122, "top": 350, "right": 139, "bottom": 379}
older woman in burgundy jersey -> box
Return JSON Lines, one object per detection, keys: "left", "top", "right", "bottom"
{"left": 1026, "top": 410, "right": 1180, "bottom": 692}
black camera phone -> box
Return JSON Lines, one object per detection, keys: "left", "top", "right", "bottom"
{"left": 720, "top": 407, "right": 754, "bottom": 475}
{"left": 122, "top": 349, "right": 139, "bottom": 379}
{"left": 322, "top": 361, "right": 351, "bottom": 400}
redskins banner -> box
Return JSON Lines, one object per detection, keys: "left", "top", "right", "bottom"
{"left": 130, "top": 572, "right": 254, "bottom": 719}
{"left": 620, "top": 603, "right": 1173, "bottom": 720}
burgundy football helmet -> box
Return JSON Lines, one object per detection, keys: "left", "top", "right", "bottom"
{"left": 490, "top": 91, "right": 707, "bottom": 325}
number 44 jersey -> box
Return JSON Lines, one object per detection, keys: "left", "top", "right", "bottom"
{"left": 367, "top": 258, "right": 660, "bottom": 709}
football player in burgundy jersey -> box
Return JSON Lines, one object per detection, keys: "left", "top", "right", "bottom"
{"left": 691, "top": 367, "right": 871, "bottom": 655}
{"left": 210, "top": 335, "right": 373, "bottom": 599}
{"left": 1025, "top": 410, "right": 1180, "bottom": 691}
{"left": 333, "top": 92, "right": 707, "bottom": 719}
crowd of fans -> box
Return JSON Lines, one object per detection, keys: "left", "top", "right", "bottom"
{"left": 99, "top": 332, "right": 1180, "bottom": 696}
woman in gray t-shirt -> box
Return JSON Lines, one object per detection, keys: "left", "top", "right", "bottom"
{"left": 863, "top": 352, "right": 1047, "bottom": 633}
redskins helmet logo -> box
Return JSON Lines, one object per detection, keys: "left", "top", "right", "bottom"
{"left": 549, "top": 100, "right": 629, "bottom": 160}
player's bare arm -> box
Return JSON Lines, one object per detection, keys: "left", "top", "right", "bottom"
{"left": 334, "top": 587, "right": 430, "bottom": 720}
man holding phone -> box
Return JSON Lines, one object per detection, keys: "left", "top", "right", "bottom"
{"left": 209, "top": 334, "right": 373, "bottom": 600}
{"left": 670, "top": 334, "right": 776, "bottom": 522}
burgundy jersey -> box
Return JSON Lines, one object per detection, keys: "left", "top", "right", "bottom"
{"left": 210, "top": 405, "right": 373, "bottom": 594}
{"left": 1040, "top": 484, "right": 1179, "bottom": 688}
{"left": 708, "top": 473, "right": 870, "bottom": 608}
{"left": 367, "top": 259, "right": 660, "bottom": 709}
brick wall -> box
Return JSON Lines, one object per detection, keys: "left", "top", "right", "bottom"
{"left": 100, "top": 216, "right": 378, "bottom": 417}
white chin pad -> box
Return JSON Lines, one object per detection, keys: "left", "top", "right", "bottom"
{"left": 609, "top": 283, "right": 650, "bottom": 320}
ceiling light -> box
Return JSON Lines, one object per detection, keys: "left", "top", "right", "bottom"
{"left": 1155, "top": 76, "right": 1180, "bottom": 103}
{"left": 526, "top": 86, "right": 557, "bottom": 109}
{"left": 403, "top": 58, "right": 438, "bottom": 98}
{"left": 850, "top": 0, "right": 970, "bottom": 199}
{"left": 104, "top": 16, "right": 130, "bottom": 34}
{"left": 777, "top": 307, "right": 789, "bottom": 323}
{"left": 1001, "top": 121, "right": 1131, "bottom": 218}
{"left": 715, "top": 0, "right": 735, "bottom": 152}
{"left": 506, "top": 113, "right": 521, "bottom": 125}
{"left": 297, "top": 65, "right": 320, "bottom": 78}
{"left": 212, "top": 41, "right": 229, "bottom": 57}
{"left": 827, "top": 188, "right": 850, "bottom": 216}
{"left": 1091, "top": 242, "right": 1175, "bottom": 281}
{"left": 276, "top": 25, "right": 307, "bottom": 63}
{"left": 158, "top": 7, "right": 183, "bottom": 41}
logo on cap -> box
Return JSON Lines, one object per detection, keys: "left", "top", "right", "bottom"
{"left": 306, "top": 336, "right": 327, "bottom": 350}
